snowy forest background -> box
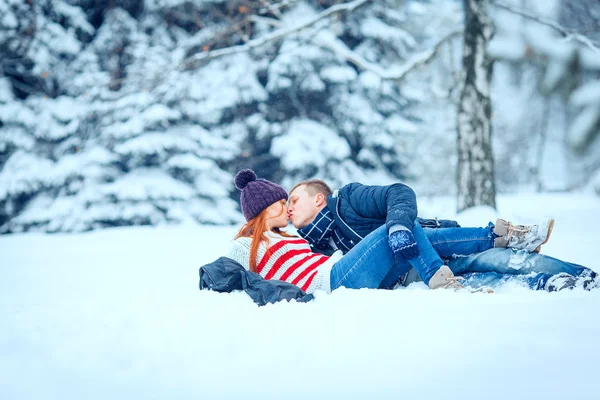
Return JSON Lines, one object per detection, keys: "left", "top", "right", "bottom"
{"left": 1, "top": 0, "right": 599, "bottom": 234}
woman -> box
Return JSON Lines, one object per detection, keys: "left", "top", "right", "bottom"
{"left": 228, "top": 169, "right": 597, "bottom": 294}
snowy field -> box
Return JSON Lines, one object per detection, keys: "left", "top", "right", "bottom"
{"left": 1, "top": 193, "right": 599, "bottom": 400}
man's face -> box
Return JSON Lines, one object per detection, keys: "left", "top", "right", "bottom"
{"left": 287, "top": 185, "right": 322, "bottom": 229}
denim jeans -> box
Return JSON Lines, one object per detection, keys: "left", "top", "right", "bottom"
{"left": 459, "top": 272, "right": 565, "bottom": 290}
{"left": 379, "top": 221, "right": 495, "bottom": 288}
{"left": 447, "top": 248, "right": 589, "bottom": 276}
{"left": 398, "top": 249, "right": 592, "bottom": 290}
{"left": 330, "top": 225, "right": 399, "bottom": 290}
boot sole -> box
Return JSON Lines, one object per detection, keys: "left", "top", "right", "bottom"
{"left": 534, "top": 219, "right": 555, "bottom": 253}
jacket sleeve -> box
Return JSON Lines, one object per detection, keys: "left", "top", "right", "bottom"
{"left": 346, "top": 183, "right": 418, "bottom": 233}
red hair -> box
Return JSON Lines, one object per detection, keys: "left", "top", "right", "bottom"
{"left": 235, "top": 200, "right": 295, "bottom": 272}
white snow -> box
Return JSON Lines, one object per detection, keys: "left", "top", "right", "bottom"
{"left": 266, "top": 37, "right": 328, "bottom": 93}
{"left": 1, "top": 11, "right": 18, "bottom": 29}
{"left": 100, "top": 169, "right": 196, "bottom": 201}
{"left": 361, "top": 17, "right": 417, "bottom": 47}
{"left": 271, "top": 119, "right": 351, "bottom": 170}
{"left": 570, "top": 81, "right": 600, "bottom": 107}
{"left": 358, "top": 70, "right": 383, "bottom": 89}
{"left": 0, "top": 78, "right": 12, "bottom": 102}
{"left": 0, "top": 193, "right": 599, "bottom": 399}
{"left": 114, "top": 132, "right": 199, "bottom": 159}
{"left": 385, "top": 114, "right": 419, "bottom": 134}
{"left": 48, "top": 96, "right": 84, "bottom": 123}
{"left": 140, "top": 104, "right": 182, "bottom": 127}
{"left": 0, "top": 151, "right": 54, "bottom": 200}
{"left": 0, "top": 102, "right": 37, "bottom": 128}
{"left": 144, "top": 0, "right": 226, "bottom": 12}
{"left": 166, "top": 153, "right": 212, "bottom": 171}
{"left": 0, "top": 126, "right": 35, "bottom": 152}
{"left": 193, "top": 164, "right": 232, "bottom": 198}
{"left": 186, "top": 54, "right": 268, "bottom": 125}
{"left": 104, "top": 117, "right": 146, "bottom": 140}
{"left": 37, "top": 21, "right": 82, "bottom": 56}
{"left": 569, "top": 106, "right": 600, "bottom": 151}
{"left": 488, "top": 36, "right": 528, "bottom": 61}
{"left": 344, "top": 93, "right": 384, "bottom": 124}
{"left": 320, "top": 65, "right": 358, "bottom": 83}
{"left": 53, "top": 1, "right": 95, "bottom": 35}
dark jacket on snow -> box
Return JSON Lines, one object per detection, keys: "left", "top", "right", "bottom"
{"left": 199, "top": 256, "right": 314, "bottom": 306}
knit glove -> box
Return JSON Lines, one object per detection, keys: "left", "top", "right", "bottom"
{"left": 388, "top": 230, "right": 420, "bottom": 261}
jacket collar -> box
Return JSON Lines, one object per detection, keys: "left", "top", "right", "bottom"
{"left": 297, "top": 207, "right": 336, "bottom": 250}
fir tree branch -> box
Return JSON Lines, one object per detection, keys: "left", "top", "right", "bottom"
{"left": 491, "top": 1, "right": 600, "bottom": 52}
{"left": 258, "top": 0, "right": 295, "bottom": 17}
{"left": 179, "top": 0, "right": 372, "bottom": 70}
{"left": 248, "top": 15, "right": 282, "bottom": 27}
{"left": 315, "top": 29, "right": 463, "bottom": 81}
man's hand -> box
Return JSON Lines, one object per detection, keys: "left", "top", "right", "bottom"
{"left": 388, "top": 230, "right": 420, "bottom": 261}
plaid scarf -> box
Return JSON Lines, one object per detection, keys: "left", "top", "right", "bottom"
{"left": 297, "top": 207, "right": 354, "bottom": 253}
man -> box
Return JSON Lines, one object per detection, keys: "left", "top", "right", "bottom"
{"left": 286, "top": 179, "right": 595, "bottom": 291}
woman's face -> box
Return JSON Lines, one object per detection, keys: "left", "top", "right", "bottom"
{"left": 265, "top": 200, "right": 289, "bottom": 229}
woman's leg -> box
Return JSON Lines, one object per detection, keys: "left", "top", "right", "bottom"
{"left": 331, "top": 225, "right": 406, "bottom": 290}
{"left": 458, "top": 272, "right": 551, "bottom": 290}
{"left": 447, "top": 248, "right": 592, "bottom": 277}
{"left": 394, "top": 270, "right": 549, "bottom": 290}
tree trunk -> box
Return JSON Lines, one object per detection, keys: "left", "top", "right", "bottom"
{"left": 457, "top": 0, "right": 496, "bottom": 212}
{"left": 535, "top": 98, "right": 550, "bottom": 192}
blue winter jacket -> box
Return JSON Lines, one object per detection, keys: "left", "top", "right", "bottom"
{"left": 326, "top": 182, "right": 459, "bottom": 249}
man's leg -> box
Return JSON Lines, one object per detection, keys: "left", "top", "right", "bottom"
{"left": 401, "top": 222, "right": 447, "bottom": 286}
{"left": 381, "top": 221, "right": 486, "bottom": 288}
{"left": 379, "top": 219, "right": 549, "bottom": 289}
{"left": 378, "top": 257, "right": 412, "bottom": 289}
{"left": 331, "top": 225, "right": 403, "bottom": 290}
{"left": 424, "top": 222, "right": 495, "bottom": 257}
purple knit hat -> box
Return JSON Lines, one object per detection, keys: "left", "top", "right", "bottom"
{"left": 234, "top": 169, "right": 288, "bottom": 221}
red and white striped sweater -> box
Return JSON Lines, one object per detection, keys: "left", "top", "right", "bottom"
{"left": 228, "top": 232, "right": 342, "bottom": 294}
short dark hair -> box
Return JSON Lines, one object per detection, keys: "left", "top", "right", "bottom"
{"left": 289, "top": 179, "right": 333, "bottom": 197}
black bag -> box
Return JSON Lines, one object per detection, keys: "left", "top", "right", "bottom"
{"left": 199, "top": 257, "right": 314, "bottom": 306}
{"left": 418, "top": 217, "right": 461, "bottom": 229}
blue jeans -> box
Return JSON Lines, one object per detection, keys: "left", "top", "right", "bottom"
{"left": 459, "top": 272, "right": 565, "bottom": 290}
{"left": 330, "top": 225, "right": 399, "bottom": 290}
{"left": 447, "top": 248, "right": 589, "bottom": 275}
{"left": 379, "top": 221, "right": 495, "bottom": 288}
{"left": 398, "top": 249, "right": 592, "bottom": 290}
{"left": 447, "top": 247, "right": 590, "bottom": 279}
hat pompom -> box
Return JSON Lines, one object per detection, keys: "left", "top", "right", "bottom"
{"left": 235, "top": 169, "right": 257, "bottom": 190}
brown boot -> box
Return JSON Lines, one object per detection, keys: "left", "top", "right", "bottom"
{"left": 428, "top": 266, "right": 464, "bottom": 290}
{"left": 493, "top": 218, "right": 555, "bottom": 253}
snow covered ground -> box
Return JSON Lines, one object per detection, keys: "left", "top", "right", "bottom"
{"left": 1, "top": 193, "right": 599, "bottom": 399}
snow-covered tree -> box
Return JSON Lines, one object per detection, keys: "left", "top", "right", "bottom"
{"left": 489, "top": 0, "right": 600, "bottom": 181}
{"left": 457, "top": 0, "right": 497, "bottom": 212}
{"left": 2, "top": 0, "right": 599, "bottom": 234}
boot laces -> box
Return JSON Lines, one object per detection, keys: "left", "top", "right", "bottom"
{"left": 444, "top": 276, "right": 464, "bottom": 289}
{"left": 506, "top": 221, "right": 531, "bottom": 240}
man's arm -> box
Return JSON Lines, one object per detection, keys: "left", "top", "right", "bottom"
{"left": 347, "top": 183, "right": 418, "bottom": 232}
{"left": 346, "top": 182, "right": 420, "bottom": 261}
